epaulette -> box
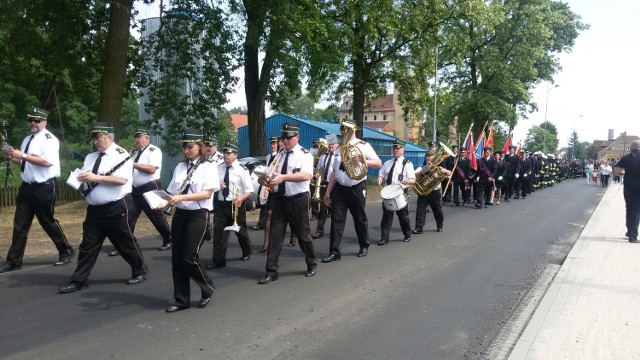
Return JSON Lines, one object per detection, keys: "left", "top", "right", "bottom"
{"left": 359, "top": 140, "right": 366, "bottom": 145}
{"left": 240, "top": 164, "right": 248, "bottom": 171}
{"left": 301, "top": 148, "right": 310, "bottom": 154}
{"left": 115, "top": 147, "right": 125, "bottom": 154}
{"left": 216, "top": 154, "right": 223, "bottom": 160}
{"left": 206, "top": 156, "right": 215, "bottom": 163}
{"left": 45, "top": 133, "right": 52, "bottom": 139}
{"left": 149, "top": 147, "right": 156, "bottom": 151}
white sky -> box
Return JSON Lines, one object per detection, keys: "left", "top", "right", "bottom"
{"left": 135, "top": 1, "right": 639, "bottom": 145}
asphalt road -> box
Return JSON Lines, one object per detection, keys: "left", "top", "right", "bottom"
{"left": 0, "top": 179, "right": 604, "bottom": 360}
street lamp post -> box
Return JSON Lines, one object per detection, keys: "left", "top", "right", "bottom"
{"left": 432, "top": 33, "right": 439, "bottom": 143}
{"left": 542, "top": 84, "right": 560, "bottom": 153}
{"left": 571, "top": 114, "right": 584, "bottom": 159}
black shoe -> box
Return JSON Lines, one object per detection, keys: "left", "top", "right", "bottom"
{"left": 241, "top": 255, "right": 251, "bottom": 261}
{"left": 357, "top": 248, "right": 368, "bottom": 257}
{"left": 58, "top": 281, "right": 88, "bottom": 294}
{"left": 251, "top": 225, "right": 264, "bottom": 231}
{"left": 312, "top": 232, "right": 324, "bottom": 239}
{"left": 452, "top": 203, "right": 459, "bottom": 207}
{"left": 321, "top": 254, "right": 341, "bottom": 263}
{"left": 437, "top": 228, "right": 443, "bottom": 232}
{"left": 108, "top": 250, "right": 119, "bottom": 257}
{"left": 629, "top": 239, "right": 639, "bottom": 243}
{"left": 165, "top": 304, "right": 190, "bottom": 313}
{"left": 159, "top": 243, "right": 172, "bottom": 251}
{"left": 54, "top": 250, "right": 75, "bottom": 266}
{"left": 305, "top": 268, "right": 317, "bottom": 277}
{"left": 484, "top": 205, "right": 489, "bottom": 208}
{"left": 403, "top": 236, "right": 411, "bottom": 243}
{"left": 377, "top": 239, "right": 389, "bottom": 246}
{"left": 505, "top": 198, "right": 510, "bottom": 202}
{"left": 412, "top": 229, "right": 423, "bottom": 234}
{"left": 288, "top": 242, "right": 296, "bottom": 247}
{"left": 126, "top": 273, "right": 148, "bottom": 285}
{"left": 258, "top": 248, "right": 267, "bottom": 253}
{"left": 258, "top": 274, "right": 278, "bottom": 284}
{"left": 198, "top": 296, "right": 212, "bottom": 308}
{"left": 0, "top": 262, "right": 21, "bottom": 273}
{"left": 205, "top": 263, "right": 226, "bottom": 270}
{"left": 475, "top": 203, "right": 482, "bottom": 209}
{"left": 514, "top": 196, "right": 519, "bottom": 199}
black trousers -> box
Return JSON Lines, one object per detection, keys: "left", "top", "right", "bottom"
{"left": 483, "top": 182, "right": 496, "bottom": 205}
{"left": 130, "top": 181, "right": 172, "bottom": 245}
{"left": 328, "top": 181, "right": 370, "bottom": 256}
{"left": 453, "top": 181, "right": 470, "bottom": 204}
{"left": 315, "top": 198, "right": 330, "bottom": 234}
{"left": 380, "top": 193, "right": 411, "bottom": 241}
{"left": 506, "top": 176, "right": 516, "bottom": 199}
{"left": 6, "top": 180, "right": 72, "bottom": 266}
{"left": 516, "top": 177, "right": 529, "bottom": 197}
{"left": 171, "top": 208, "right": 215, "bottom": 307}
{"left": 625, "top": 186, "right": 640, "bottom": 240}
{"left": 265, "top": 192, "right": 317, "bottom": 276}
{"left": 416, "top": 189, "right": 444, "bottom": 230}
{"left": 70, "top": 195, "right": 147, "bottom": 283}
{"left": 212, "top": 200, "right": 252, "bottom": 266}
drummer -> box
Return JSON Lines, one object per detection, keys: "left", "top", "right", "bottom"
{"left": 376, "top": 139, "right": 415, "bottom": 245}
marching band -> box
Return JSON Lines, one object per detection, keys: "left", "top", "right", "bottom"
{"left": 0, "top": 117, "right": 573, "bottom": 311}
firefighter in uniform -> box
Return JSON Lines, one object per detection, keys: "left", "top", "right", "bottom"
{"left": 258, "top": 123, "right": 318, "bottom": 284}
{"left": 58, "top": 122, "right": 148, "bottom": 294}
{"left": 1, "top": 107, "right": 74, "bottom": 273}
{"left": 476, "top": 147, "right": 497, "bottom": 208}
{"left": 503, "top": 145, "right": 520, "bottom": 201}
{"left": 207, "top": 140, "right": 254, "bottom": 269}
{"left": 452, "top": 148, "right": 472, "bottom": 206}
{"left": 377, "top": 140, "right": 415, "bottom": 245}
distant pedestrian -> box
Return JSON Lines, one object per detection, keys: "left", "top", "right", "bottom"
{"left": 585, "top": 161, "right": 593, "bottom": 185}
{"left": 600, "top": 161, "right": 612, "bottom": 187}
{"left": 613, "top": 140, "right": 640, "bottom": 243}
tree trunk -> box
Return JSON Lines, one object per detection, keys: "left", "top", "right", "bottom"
{"left": 351, "top": 11, "right": 367, "bottom": 139}
{"left": 97, "top": 0, "right": 133, "bottom": 142}
{"left": 244, "top": 2, "right": 272, "bottom": 156}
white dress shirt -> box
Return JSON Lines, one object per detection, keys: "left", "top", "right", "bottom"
{"left": 20, "top": 128, "right": 60, "bottom": 183}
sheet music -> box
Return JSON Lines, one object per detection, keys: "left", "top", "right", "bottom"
{"left": 143, "top": 189, "right": 171, "bottom": 209}
{"left": 66, "top": 169, "right": 83, "bottom": 190}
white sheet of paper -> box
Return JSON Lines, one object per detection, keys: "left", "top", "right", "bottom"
{"left": 66, "top": 168, "right": 83, "bottom": 190}
{"left": 143, "top": 189, "right": 171, "bottom": 209}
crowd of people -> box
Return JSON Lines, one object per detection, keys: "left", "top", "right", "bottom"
{"left": 2, "top": 109, "right": 636, "bottom": 313}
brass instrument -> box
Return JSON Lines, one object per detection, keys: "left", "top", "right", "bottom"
{"left": 255, "top": 148, "right": 285, "bottom": 193}
{"left": 224, "top": 188, "right": 241, "bottom": 232}
{"left": 340, "top": 125, "right": 367, "bottom": 180}
{"left": 310, "top": 139, "right": 329, "bottom": 201}
{"left": 412, "top": 142, "right": 454, "bottom": 196}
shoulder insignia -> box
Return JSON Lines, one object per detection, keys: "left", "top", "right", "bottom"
{"left": 359, "top": 140, "right": 366, "bottom": 145}
{"left": 206, "top": 157, "right": 215, "bottom": 163}
{"left": 216, "top": 154, "right": 223, "bottom": 160}
{"left": 116, "top": 148, "right": 125, "bottom": 154}
{"left": 240, "top": 164, "right": 248, "bottom": 171}
{"left": 45, "top": 133, "right": 52, "bottom": 139}
{"left": 149, "top": 147, "right": 156, "bottom": 151}
{"left": 301, "top": 148, "right": 310, "bottom": 154}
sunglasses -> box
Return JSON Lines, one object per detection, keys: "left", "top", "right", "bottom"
{"left": 26, "top": 118, "right": 44, "bottom": 124}
{"left": 282, "top": 135, "right": 297, "bottom": 140}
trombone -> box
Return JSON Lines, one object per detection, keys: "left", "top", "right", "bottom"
{"left": 224, "top": 187, "right": 241, "bottom": 232}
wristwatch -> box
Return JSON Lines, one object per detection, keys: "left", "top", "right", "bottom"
{"left": 21, "top": 153, "right": 27, "bottom": 160}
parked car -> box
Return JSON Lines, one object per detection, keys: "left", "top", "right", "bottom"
{"left": 238, "top": 156, "right": 267, "bottom": 211}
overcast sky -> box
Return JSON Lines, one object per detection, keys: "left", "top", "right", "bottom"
{"left": 135, "top": 1, "right": 638, "bottom": 145}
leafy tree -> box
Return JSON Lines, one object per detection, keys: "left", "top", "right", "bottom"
{"left": 136, "top": 0, "right": 239, "bottom": 155}
{"left": 228, "top": 106, "right": 248, "bottom": 115}
{"left": 524, "top": 121, "right": 558, "bottom": 153}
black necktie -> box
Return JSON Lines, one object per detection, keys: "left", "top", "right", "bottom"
{"left": 222, "top": 165, "right": 231, "bottom": 199}
{"left": 182, "top": 162, "right": 194, "bottom": 195}
{"left": 134, "top": 144, "right": 148, "bottom": 163}
{"left": 386, "top": 159, "right": 397, "bottom": 185}
{"left": 277, "top": 151, "right": 292, "bottom": 195}
{"left": 91, "top": 152, "right": 105, "bottom": 174}
{"left": 323, "top": 153, "right": 333, "bottom": 179}
{"left": 20, "top": 135, "right": 34, "bottom": 173}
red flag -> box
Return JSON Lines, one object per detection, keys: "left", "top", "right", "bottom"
{"left": 486, "top": 121, "right": 494, "bottom": 148}
{"left": 463, "top": 128, "right": 477, "bottom": 170}
{"left": 516, "top": 141, "right": 522, "bottom": 156}
{"left": 502, "top": 132, "right": 513, "bottom": 154}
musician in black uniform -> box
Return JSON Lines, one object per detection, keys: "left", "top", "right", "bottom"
{"left": 129, "top": 128, "right": 172, "bottom": 250}
{"left": 207, "top": 140, "right": 254, "bottom": 269}
{"left": 413, "top": 150, "right": 449, "bottom": 234}
{"left": 322, "top": 120, "right": 382, "bottom": 262}
{"left": 452, "top": 148, "right": 471, "bottom": 206}
{"left": 503, "top": 145, "right": 520, "bottom": 202}
{"left": 377, "top": 140, "right": 415, "bottom": 245}
{"left": 58, "top": 122, "right": 148, "bottom": 294}
{"left": 164, "top": 129, "right": 219, "bottom": 312}
{"left": 312, "top": 134, "right": 339, "bottom": 239}
{"left": 493, "top": 151, "right": 506, "bottom": 205}
{"left": 258, "top": 123, "right": 318, "bottom": 284}
{"left": 1, "top": 108, "right": 74, "bottom": 273}
{"left": 476, "top": 147, "right": 497, "bottom": 208}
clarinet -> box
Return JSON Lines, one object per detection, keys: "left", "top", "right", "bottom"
{"left": 163, "top": 159, "right": 201, "bottom": 215}
{"left": 80, "top": 156, "right": 131, "bottom": 197}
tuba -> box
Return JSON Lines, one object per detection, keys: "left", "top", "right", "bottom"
{"left": 310, "top": 139, "right": 328, "bottom": 200}
{"left": 340, "top": 125, "right": 367, "bottom": 180}
{"left": 412, "top": 142, "right": 454, "bottom": 196}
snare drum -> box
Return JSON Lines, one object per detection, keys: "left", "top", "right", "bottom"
{"left": 380, "top": 184, "right": 408, "bottom": 211}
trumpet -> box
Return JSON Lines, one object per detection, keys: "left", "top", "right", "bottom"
{"left": 254, "top": 148, "right": 285, "bottom": 193}
{"left": 224, "top": 188, "right": 241, "bottom": 232}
